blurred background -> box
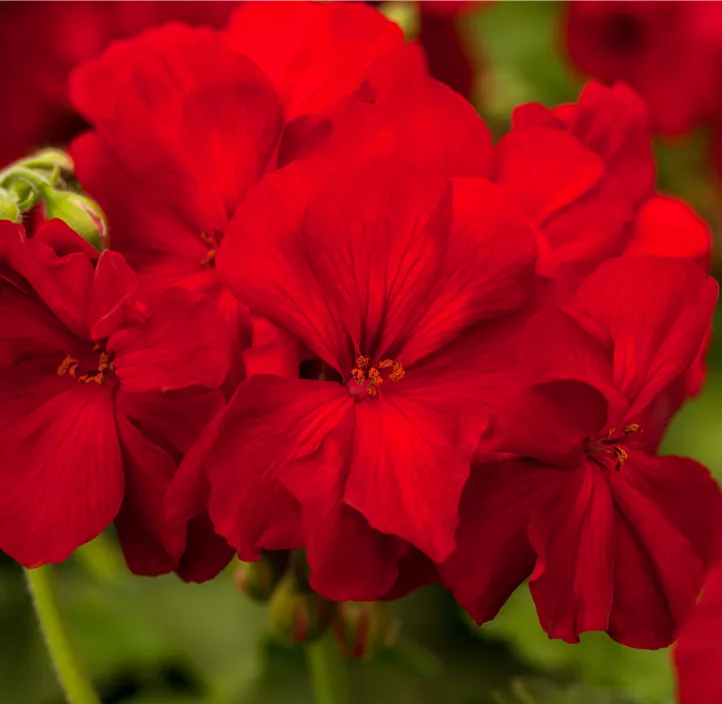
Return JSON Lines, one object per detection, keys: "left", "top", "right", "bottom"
{"left": 2, "top": 1, "right": 721, "bottom": 702}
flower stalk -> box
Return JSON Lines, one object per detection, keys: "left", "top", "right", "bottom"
{"left": 306, "top": 632, "right": 350, "bottom": 704}
{"left": 25, "top": 566, "right": 100, "bottom": 704}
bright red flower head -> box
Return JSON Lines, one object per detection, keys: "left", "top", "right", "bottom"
{"left": 0, "top": 0, "right": 241, "bottom": 167}
{"left": 168, "top": 156, "right": 538, "bottom": 601}
{"left": 441, "top": 256, "right": 722, "bottom": 649}
{"left": 674, "top": 564, "right": 722, "bottom": 704}
{"left": 564, "top": 1, "right": 722, "bottom": 136}
{"left": 0, "top": 219, "right": 232, "bottom": 577}
{"left": 69, "top": 2, "right": 419, "bottom": 390}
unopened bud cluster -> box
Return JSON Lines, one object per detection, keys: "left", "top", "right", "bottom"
{"left": 235, "top": 552, "right": 399, "bottom": 658}
{"left": 0, "top": 149, "right": 106, "bottom": 248}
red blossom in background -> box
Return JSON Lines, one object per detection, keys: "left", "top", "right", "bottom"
{"left": 0, "top": 219, "right": 233, "bottom": 578}
{"left": 564, "top": 1, "right": 722, "bottom": 137}
{"left": 674, "top": 565, "right": 722, "bottom": 704}
{"left": 441, "top": 257, "right": 722, "bottom": 648}
{"left": 0, "top": 0, "right": 240, "bottom": 167}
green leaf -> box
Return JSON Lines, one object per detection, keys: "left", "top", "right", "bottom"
{"left": 497, "top": 677, "right": 646, "bottom": 704}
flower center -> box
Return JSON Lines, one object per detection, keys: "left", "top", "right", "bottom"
{"left": 199, "top": 231, "right": 223, "bottom": 267}
{"left": 585, "top": 423, "right": 643, "bottom": 471}
{"left": 57, "top": 343, "right": 115, "bottom": 385}
{"left": 349, "top": 354, "right": 405, "bottom": 398}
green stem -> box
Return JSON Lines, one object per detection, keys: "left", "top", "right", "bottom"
{"left": 25, "top": 566, "right": 100, "bottom": 704}
{"left": 306, "top": 633, "right": 349, "bottom": 704}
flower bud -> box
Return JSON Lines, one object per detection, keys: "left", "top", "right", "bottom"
{"left": 41, "top": 187, "right": 108, "bottom": 249}
{"left": 234, "top": 557, "right": 280, "bottom": 604}
{"left": 268, "top": 574, "right": 336, "bottom": 646}
{"left": 21, "top": 148, "right": 74, "bottom": 174}
{"left": 0, "top": 189, "right": 21, "bottom": 223}
{"left": 334, "top": 601, "right": 399, "bottom": 659}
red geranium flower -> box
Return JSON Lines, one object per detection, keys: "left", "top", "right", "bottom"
{"left": 69, "top": 3, "right": 418, "bottom": 389}
{"left": 674, "top": 564, "right": 722, "bottom": 704}
{"left": 564, "top": 1, "right": 722, "bottom": 137}
{"left": 173, "top": 157, "right": 538, "bottom": 601}
{"left": 0, "top": 0, "right": 240, "bottom": 166}
{"left": 441, "top": 256, "right": 722, "bottom": 648}
{"left": 0, "top": 219, "right": 232, "bottom": 577}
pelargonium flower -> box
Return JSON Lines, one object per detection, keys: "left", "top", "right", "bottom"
{"left": 0, "top": 219, "right": 232, "bottom": 578}
{"left": 0, "top": 0, "right": 240, "bottom": 166}
{"left": 169, "top": 157, "right": 538, "bottom": 601}
{"left": 441, "top": 256, "right": 722, "bottom": 648}
{"left": 69, "top": 2, "right": 420, "bottom": 389}
{"left": 564, "top": 1, "right": 722, "bottom": 137}
{"left": 674, "top": 564, "right": 722, "bottom": 703}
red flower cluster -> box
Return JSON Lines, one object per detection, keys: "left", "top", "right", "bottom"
{"left": 565, "top": 2, "right": 722, "bottom": 172}
{"left": 3, "top": 2, "right": 720, "bottom": 651}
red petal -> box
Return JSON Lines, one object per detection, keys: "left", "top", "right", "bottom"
{"left": 89, "top": 251, "right": 140, "bottom": 339}
{"left": 225, "top": 2, "right": 403, "bottom": 118}
{"left": 605, "top": 454, "right": 718, "bottom": 648}
{"left": 114, "top": 387, "right": 226, "bottom": 578}
{"left": 281, "top": 415, "right": 406, "bottom": 601}
{"left": 575, "top": 256, "right": 718, "bottom": 416}
{"left": 495, "top": 127, "right": 604, "bottom": 227}
{"left": 344, "top": 395, "right": 471, "bottom": 564}
{"left": 393, "top": 177, "right": 537, "bottom": 366}
{"left": 624, "top": 195, "right": 712, "bottom": 271}
{"left": 440, "top": 460, "right": 549, "bottom": 624}
{"left": 110, "top": 287, "right": 231, "bottom": 392}
{"left": 675, "top": 566, "right": 722, "bottom": 704}
{"left": 206, "top": 375, "right": 351, "bottom": 560}
{"left": 0, "top": 372, "right": 123, "bottom": 565}
{"left": 528, "top": 461, "right": 615, "bottom": 643}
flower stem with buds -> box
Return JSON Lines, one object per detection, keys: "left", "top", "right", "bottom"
{"left": 25, "top": 566, "right": 100, "bottom": 704}
{"left": 306, "top": 632, "right": 350, "bottom": 704}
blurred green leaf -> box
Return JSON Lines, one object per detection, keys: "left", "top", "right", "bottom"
{"left": 496, "top": 677, "right": 646, "bottom": 704}
{"left": 474, "top": 585, "right": 674, "bottom": 704}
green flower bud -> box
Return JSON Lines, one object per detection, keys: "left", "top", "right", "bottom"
{"left": 334, "top": 601, "right": 399, "bottom": 659}
{"left": 21, "top": 148, "right": 74, "bottom": 174}
{"left": 234, "top": 557, "right": 280, "bottom": 604}
{"left": 41, "top": 187, "right": 107, "bottom": 250}
{"left": 0, "top": 189, "right": 21, "bottom": 223}
{"left": 268, "top": 573, "right": 336, "bottom": 646}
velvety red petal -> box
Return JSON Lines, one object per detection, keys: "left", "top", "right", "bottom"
{"left": 393, "top": 177, "right": 537, "bottom": 366}
{"left": 344, "top": 396, "right": 470, "bottom": 564}
{"left": 71, "top": 132, "right": 206, "bottom": 291}
{"left": 114, "top": 387, "right": 225, "bottom": 578}
{"left": 675, "top": 565, "right": 722, "bottom": 704}
{"left": 88, "top": 251, "right": 140, "bottom": 339}
{"left": 440, "top": 460, "right": 551, "bottom": 624}
{"left": 110, "top": 287, "right": 231, "bottom": 392}
{"left": 206, "top": 375, "right": 351, "bottom": 560}
{"left": 72, "top": 27, "right": 283, "bottom": 234}
{"left": 605, "top": 454, "right": 720, "bottom": 648}
{"left": 624, "top": 195, "right": 712, "bottom": 271}
{"left": 176, "top": 513, "right": 235, "bottom": 583}
{"left": 281, "top": 415, "right": 406, "bottom": 601}
{"left": 0, "top": 372, "right": 123, "bottom": 565}
{"left": 528, "top": 461, "right": 615, "bottom": 643}
{"left": 494, "top": 127, "right": 604, "bottom": 228}
{"left": 0, "top": 220, "right": 94, "bottom": 339}
{"left": 574, "top": 256, "right": 718, "bottom": 417}
{"left": 225, "top": 1, "right": 403, "bottom": 118}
